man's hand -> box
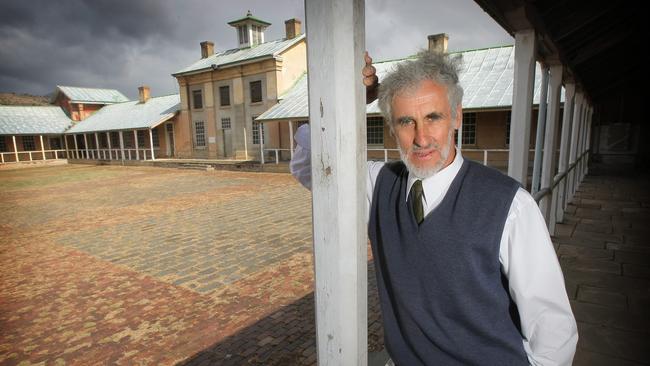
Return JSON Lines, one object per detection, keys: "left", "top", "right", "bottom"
{"left": 363, "top": 51, "right": 379, "bottom": 104}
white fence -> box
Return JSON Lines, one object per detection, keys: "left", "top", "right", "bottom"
{"left": 0, "top": 149, "right": 68, "bottom": 164}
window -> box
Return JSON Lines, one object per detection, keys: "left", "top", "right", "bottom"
{"left": 22, "top": 136, "right": 35, "bottom": 151}
{"left": 252, "top": 25, "right": 261, "bottom": 45}
{"left": 192, "top": 89, "right": 203, "bottom": 109}
{"left": 110, "top": 132, "right": 120, "bottom": 147}
{"left": 367, "top": 117, "right": 384, "bottom": 145}
{"left": 99, "top": 133, "right": 108, "bottom": 148}
{"left": 49, "top": 138, "right": 61, "bottom": 150}
{"left": 221, "top": 118, "right": 231, "bottom": 129}
{"left": 123, "top": 132, "right": 134, "bottom": 148}
{"left": 252, "top": 118, "right": 264, "bottom": 145}
{"left": 462, "top": 112, "right": 476, "bottom": 145}
{"left": 151, "top": 129, "right": 160, "bottom": 147}
{"left": 505, "top": 111, "right": 511, "bottom": 146}
{"left": 194, "top": 121, "right": 206, "bottom": 147}
{"left": 238, "top": 25, "right": 248, "bottom": 45}
{"left": 0, "top": 137, "right": 6, "bottom": 152}
{"left": 137, "top": 130, "right": 146, "bottom": 148}
{"left": 219, "top": 86, "right": 230, "bottom": 106}
{"left": 250, "top": 80, "right": 262, "bottom": 103}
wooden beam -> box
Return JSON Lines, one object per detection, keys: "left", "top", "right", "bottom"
{"left": 539, "top": 63, "right": 563, "bottom": 233}
{"left": 508, "top": 29, "right": 537, "bottom": 186}
{"left": 305, "top": 0, "right": 367, "bottom": 364}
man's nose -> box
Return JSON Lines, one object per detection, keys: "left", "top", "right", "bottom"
{"left": 413, "top": 124, "right": 428, "bottom": 147}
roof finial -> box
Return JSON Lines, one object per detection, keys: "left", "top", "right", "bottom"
{"left": 247, "top": 10, "right": 252, "bottom": 17}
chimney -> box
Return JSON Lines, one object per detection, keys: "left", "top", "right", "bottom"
{"left": 428, "top": 33, "right": 449, "bottom": 53}
{"left": 138, "top": 86, "right": 150, "bottom": 103}
{"left": 285, "top": 18, "right": 302, "bottom": 39}
{"left": 200, "top": 41, "right": 214, "bottom": 59}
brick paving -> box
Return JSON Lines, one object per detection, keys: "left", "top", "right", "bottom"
{"left": 0, "top": 165, "right": 383, "bottom": 365}
{"left": 555, "top": 173, "right": 650, "bottom": 365}
{"left": 2, "top": 163, "right": 648, "bottom": 365}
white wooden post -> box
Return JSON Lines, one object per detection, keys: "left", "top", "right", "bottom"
{"left": 305, "top": 0, "right": 367, "bottom": 364}
{"left": 289, "top": 120, "right": 294, "bottom": 159}
{"left": 582, "top": 107, "right": 594, "bottom": 179}
{"left": 73, "top": 134, "right": 79, "bottom": 159}
{"left": 83, "top": 134, "right": 89, "bottom": 159}
{"left": 531, "top": 64, "right": 549, "bottom": 194}
{"left": 508, "top": 29, "right": 537, "bottom": 187}
{"left": 39, "top": 135, "right": 45, "bottom": 160}
{"left": 243, "top": 127, "right": 249, "bottom": 160}
{"left": 106, "top": 132, "right": 112, "bottom": 160}
{"left": 12, "top": 135, "right": 18, "bottom": 162}
{"left": 259, "top": 123, "right": 265, "bottom": 164}
{"left": 149, "top": 129, "right": 156, "bottom": 161}
{"left": 457, "top": 123, "right": 463, "bottom": 150}
{"left": 64, "top": 134, "right": 70, "bottom": 160}
{"left": 556, "top": 83, "right": 575, "bottom": 222}
{"left": 119, "top": 131, "right": 125, "bottom": 161}
{"left": 133, "top": 130, "right": 140, "bottom": 160}
{"left": 95, "top": 133, "right": 100, "bottom": 160}
{"left": 567, "top": 92, "right": 584, "bottom": 203}
{"left": 539, "top": 63, "right": 563, "bottom": 232}
{"left": 483, "top": 150, "right": 488, "bottom": 165}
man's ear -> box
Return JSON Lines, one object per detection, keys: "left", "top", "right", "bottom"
{"left": 454, "top": 106, "right": 463, "bottom": 130}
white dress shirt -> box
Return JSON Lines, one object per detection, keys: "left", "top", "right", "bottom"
{"left": 291, "top": 124, "right": 578, "bottom": 365}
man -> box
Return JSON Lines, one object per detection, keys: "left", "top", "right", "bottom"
{"left": 291, "top": 51, "right": 577, "bottom": 365}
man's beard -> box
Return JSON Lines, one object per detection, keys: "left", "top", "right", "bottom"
{"left": 398, "top": 128, "right": 455, "bottom": 179}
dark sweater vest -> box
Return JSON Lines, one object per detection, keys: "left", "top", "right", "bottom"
{"left": 368, "top": 160, "right": 528, "bottom": 365}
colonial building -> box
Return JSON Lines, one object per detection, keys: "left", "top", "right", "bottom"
{"left": 172, "top": 12, "right": 307, "bottom": 160}
{"left": 0, "top": 106, "right": 72, "bottom": 163}
{"left": 257, "top": 35, "right": 564, "bottom": 171}
{"left": 64, "top": 87, "right": 179, "bottom": 161}
{"left": 51, "top": 86, "right": 129, "bottom": 121}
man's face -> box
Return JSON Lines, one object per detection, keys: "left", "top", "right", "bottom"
{"left": 391, "top": 79, "right": 461, "bottom": 179}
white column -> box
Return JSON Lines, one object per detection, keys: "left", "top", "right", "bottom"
{"left": 583, "top": 107, "right": 593, "bottom": 177}
{"left": 119, "top": 131, "right": 125, "bottom": 161}
{"left": 539, "top": 63, "right": 562, "bottom": 232}
{"left": 289, "top": 120, "right": 294, "bottom": 159}
{"left": 40, "top": 135, "right": 45, "bottom": 160}
{"left": 64, "top": 134, "right": 70, "bottom": 160}
{"left": 531, "top": 64, "right": 549, "bottom": 194}
{"left": 508, "top": 29, "right": 537, "bottom": 187}
{"left": 106, "top": 132, "right": 112, "bottom": 160}
{"left": 259, "top": 123, "right": 265, "bottom": 164}
{"left": 556, "top": 83, "right": 575, "bottom": 222}
{"left": 567, "top": 91, "right": 584, "bottom": 203}
{"left": 305, "top": 0, "right": 367, "bottom": 364}
{"left": 243, "top": 127, "right": 249, "bottom": 160}
{"left": 12, "top": 135, "right": 18, "bottom": 162}
{"left": 149, "top": 129, "right": 156, "bottom": 161}
{"left": 83, "top": 134, "right": 89, "bottom": 159}
{"left": 73, "top": 134, "right": 79, "bottom": 159}
{"left": 95, "top": 133, "right": 100, "bottom": 159}
{"left": 133, "top": 130, "right": 140, "bottom": 160}
{"left": 457, "top": 123, "right": 463, "bottom": 150}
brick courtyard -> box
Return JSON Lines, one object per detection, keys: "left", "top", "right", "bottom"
{"left": 1, "top": 164, "right": 649, "bottom": 365}
{"left": 0, "top": 164, "right": 383, "bottom": 365}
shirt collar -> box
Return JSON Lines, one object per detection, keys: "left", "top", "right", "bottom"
{"left": 406, "top": 147, "right": 464, "bottom": 203}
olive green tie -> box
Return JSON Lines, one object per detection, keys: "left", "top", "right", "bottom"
{"left": 411, "top": 179, "right": 424, "bottom": 224}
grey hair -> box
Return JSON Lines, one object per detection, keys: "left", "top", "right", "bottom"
{"left": 378, "top": 50, "right": 464, "bottom": 132}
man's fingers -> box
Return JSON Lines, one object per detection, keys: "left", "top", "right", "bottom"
{"left": 364, "top": 51, "right": 372, "bottom": 66}
{"left": 362, "top": 64, "right": 376, "bottom": 77}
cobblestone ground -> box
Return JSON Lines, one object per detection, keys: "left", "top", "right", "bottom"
{"left": 555, "top": 173, "right": 650, "bottom": 365}
{"left": 0, "top": 165, "right": 384, "bottom": 365}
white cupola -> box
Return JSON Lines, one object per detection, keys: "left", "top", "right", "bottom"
{"left": 228, "top": 10, "right": 271, "bottom": 48}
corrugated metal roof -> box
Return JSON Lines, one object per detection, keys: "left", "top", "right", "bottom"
{"left": 257, "top": 45, "right": 565, "bottom": 121}
{"left": 0, "top": 106, "right": 72, "bottom": 135}
{"left": 256, "top": 74, "right": 309, "bottom": 121}
{"left": 56, "top": 86, "right": 129, "bottom": 104}
{"left": 66, "top": 94, "right": 180, "bottom": 133}
{"left": 173, "top": 34, "right": 305, "bottom": 76}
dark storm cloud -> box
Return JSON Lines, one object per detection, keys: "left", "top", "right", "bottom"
{"left": 0, "top": 0, "right": 510, "bottom": 99}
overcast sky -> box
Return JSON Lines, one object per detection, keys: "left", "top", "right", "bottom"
{"left": 0, "top": 0, "right": 512, "bottom": 99}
